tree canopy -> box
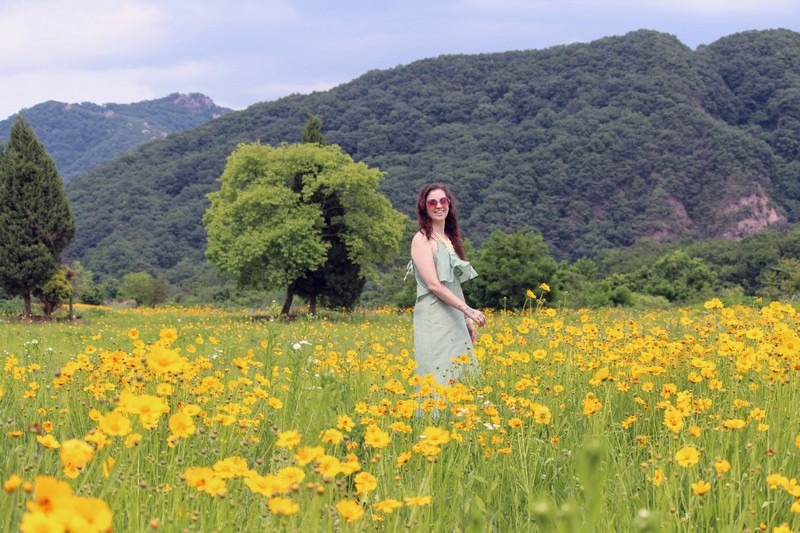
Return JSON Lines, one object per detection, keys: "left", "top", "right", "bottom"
{"left": 203, "top": 142, "right": 406, "bottom": 314}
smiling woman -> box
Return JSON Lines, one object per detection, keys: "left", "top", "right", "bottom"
{"left": 408, "top": 182, "right": 485, "bottom": 385}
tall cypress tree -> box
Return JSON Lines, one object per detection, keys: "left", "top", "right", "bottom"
{"left": 0, "top": 115, "right": 76, "bottom": 317}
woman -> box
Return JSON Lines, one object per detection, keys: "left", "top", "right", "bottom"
{"left": 410, "top": 183, "right": 486, "bottom": 385}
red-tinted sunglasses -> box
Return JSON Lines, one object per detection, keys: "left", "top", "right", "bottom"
{"left": 426, "top": 197, "right": 450, "bottom": 208}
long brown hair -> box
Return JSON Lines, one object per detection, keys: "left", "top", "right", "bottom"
{"left": 416, "top": 182, "right": 466, "bottom": 260}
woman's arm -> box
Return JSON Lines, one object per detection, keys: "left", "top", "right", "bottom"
{"left": 411, "top": 232, "right": 485, "bottom": 326}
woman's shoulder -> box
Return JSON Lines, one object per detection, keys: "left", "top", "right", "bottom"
{"left": 411, "top": 230, "right": 432, "bottom": 245}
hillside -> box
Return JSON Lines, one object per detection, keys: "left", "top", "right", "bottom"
{"left": 0, "top": 93, "right": 231, "bottom": 182}
{"left": 63, "top": 29, "right": 800, "bottom": 283}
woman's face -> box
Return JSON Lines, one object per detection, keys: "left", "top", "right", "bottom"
{"left": 425, "top": 188, "right": 450, "bottom": 223}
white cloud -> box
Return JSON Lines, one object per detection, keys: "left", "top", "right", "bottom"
{"left": 0, "top": 1, "right": 168, "bottom": 70}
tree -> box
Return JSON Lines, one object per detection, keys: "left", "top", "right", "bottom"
{"left": 623, "top": 250, "right": 716, "bottom": 302}
{"left": 37, "top": 269, "right": 73, "bottom": 319}
{"left": 302, "top": 114, "right": 325, "bottom": 145}
{"left": 465, "top": 227, "right": 558, "bottom": 310}
{"left": 120, "top": 271, "right": 170, "bottom": 307}
{"left": 203, "top": 142, "right": 406, "bottom": 315}
{"left": 0, "top": 115, "right": 76, "bottom": 316}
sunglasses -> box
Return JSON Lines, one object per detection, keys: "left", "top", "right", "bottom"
{"left": 426, "top": 197, "right": 451, "bottom": 208}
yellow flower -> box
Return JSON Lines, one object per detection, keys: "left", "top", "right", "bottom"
{"left": 582, "top": 393, "right": 603, "bottom": 416}
{"left": 128, "top": 328, "right": 139, "bottom": 340}
{"left": 652, "top": 468, "right": 665, "bottom": 487}
{"left": 540, "top": 283, "right": 551, "bottom": 292}
{"left": 184, "top": 466, "right": 226, "bottom": 496}
{"left": 213, "top": 456, "right": 249, "bottom": 479}
{"left": 396, "top": 451, "right": 412, "bottom": 468}
{"left": 156, "top": 383, "right": 174, "bottom": 396}
{"left": 295, "top": 446, "right": 325, "bottom": 466}
{"left": 373, "top": 499, "right": 403, "bottom": 514}
{"left": 404, "top": 495, "right": 433, "bottom": 506}
{"left": 99, "top": 411, "right": 132, "bottom": 437}
{"left": 354, "top": 472, "right": 378, "bottom": 495}
{"left": 26, "top": 476, "right": 74, "bottom": 514}
{"left": 722, "top": 418, "right": 747, "bottom": 430}
{"left": 36, "top": 434, "right": 60, "bottom": 449}
{"left": 169, "top": 412, "right": 196, "bottom": 439}
{"left": 421, "top": 426, "right": 450, "bottom": 446}
{"left": 526, "top": 289, "right": 536, "bottom": 299}
{"left": 714, "top": 459, "right": 731, "bottom": 476}
{"left": 335, "top": 499, "right": 365, "bottom": 522}
{"left": 691, "top": 479, "right": 711, "bottom": 496}
{"left": 268, "top": 497, "right": 300, "bottom": 516}
{"left": 4, "top": 474, "right": 22, "bottom": 493}
{"left": 275, "top": 429, "right": 303, "bottom": 450}
{"left": 337, "top": 415, "right": 356, "bottom": 431}
{"left": 363, "top": 424, "right": 391, "bottom": 449}
{"left": 675, "top": 445, "right": 700, "bottom": 468}
{"left": 146, "top": 345, "right": 188, "bottom": 375}
{"left": 60, "top": 439, "right": 94, "bottom": 479}
{"left": 277, "top": 466, "right": 305, "bottom": 486}
{"left": 124, "top": 433, "right": 143, "bottom": 448}
{"left": 703, "top": 298, "right": 724, "bottom": 309}
{"left": 320, "top": 428, "right": 343, "bottom": 444}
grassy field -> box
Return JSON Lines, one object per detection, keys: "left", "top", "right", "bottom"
{"left": 2, "top": 299, "right": 800, "bottom": 532}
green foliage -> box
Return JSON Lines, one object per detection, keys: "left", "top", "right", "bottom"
{"left": 465, "top": 227, "right": 558, "bottom": 310}
{"left": 37, "top": 269, "right": 73, "bottom": 318}
{"left": 203, "top": 142, "right": 406, "bottom": 313}
{"left": 302, "top": 114, "right": 325, "bottom": 145}
{"left": 554, "top": 258, "right": 633, "bottom": 308}
{"left": 0, "top": 93, "right": 231, "bottom": 182}
{"left": 0, "top": 115, "right": 76, "bottom": 315}
{"left": 620, "top": 250, "right": 717, "bottom": 303}
{"left": 120, "top": 271, "right": 170, "bottom": 307}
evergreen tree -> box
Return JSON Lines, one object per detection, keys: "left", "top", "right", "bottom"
{"left": 302, "top": 114, "right": 325, "bottom": 145}
{"left": 0, "top": 115, "right": 76, "bottom": 316}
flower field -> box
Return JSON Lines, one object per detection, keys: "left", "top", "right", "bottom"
{"left": 3, "top": 299, "right": 800, "bottom": 532}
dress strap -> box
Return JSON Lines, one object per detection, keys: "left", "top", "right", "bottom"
{"left": 403, "top": 259, "right": 414, "bottom": 282}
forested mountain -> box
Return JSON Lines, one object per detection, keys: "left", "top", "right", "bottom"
{"left": 63, "top": 29, "right": 800, "bottom": 285}
{"left": 0, "top": 93, "right": 231, "bottom": 182}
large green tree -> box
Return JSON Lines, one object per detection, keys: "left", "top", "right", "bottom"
{"left": 203, "top": 142, "right": 406, "bottom": 314}
{"left": 465, "top": 227, "right": 558, "bottom": 310}
{"left": 0, "top": 115, "right": 76, "bottom": 316}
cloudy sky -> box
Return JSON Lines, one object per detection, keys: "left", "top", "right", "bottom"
{"left": 0, "top": 0, "right": 797, "bottom": 119}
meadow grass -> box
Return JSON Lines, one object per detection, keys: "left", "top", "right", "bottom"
{"left": 2, "top": 299, "right": 800, "bottom": 532}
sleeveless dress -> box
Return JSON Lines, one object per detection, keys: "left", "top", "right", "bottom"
{"left": 409, "top": 241, "right": 479, "bottom": 385}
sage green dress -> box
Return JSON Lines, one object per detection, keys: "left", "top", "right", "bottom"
{"left": 410, "top": 241, "right": 479, "bottom": 385}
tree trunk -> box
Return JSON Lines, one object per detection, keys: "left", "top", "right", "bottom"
{"left": 23, "top": 292, "right": 32, "bottom": 317}
{"left": 309, "top": 293, "right": 317, "bottom": 316}
{"left": 281, "top": 282, "right": 296, "bottom": 316}
{"left": 69, "top": 295, "right": 74, "bottom": 320}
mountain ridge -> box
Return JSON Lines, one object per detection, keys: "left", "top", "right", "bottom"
{"left": 0, "top": 93, "right": 232, "bottom": 182}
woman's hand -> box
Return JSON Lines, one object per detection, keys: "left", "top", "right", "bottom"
{"left": 466, "top": 320, "right": 477, "bottom": 344}
{"left": 464, "top": 306, "right": 486, "bottom": 327}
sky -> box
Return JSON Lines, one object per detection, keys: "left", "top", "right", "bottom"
{"left": 0, "top": 0, "right": 798, "bottom": 119}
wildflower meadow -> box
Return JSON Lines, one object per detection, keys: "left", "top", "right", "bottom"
{"left": 3, "top": 296, "right": 800, "bottom": 532}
